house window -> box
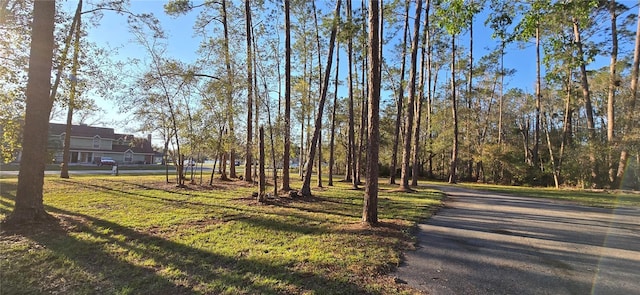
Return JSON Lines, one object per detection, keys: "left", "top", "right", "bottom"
{"left": 124, "top": 150, "right": 133, "bottom": 162}
{"left": 93, "top": 135, "right": 101, "bottom": 149}
{"left": 80, "top": 152, "right": 93, "bottom": 163}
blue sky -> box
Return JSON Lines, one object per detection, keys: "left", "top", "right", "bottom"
{"left": 54, "top": 0, "right": 634, "bottom": 135}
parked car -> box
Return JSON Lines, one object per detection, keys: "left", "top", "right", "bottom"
{"left": 99, "top": 157, "right": 116, "bottom": 166}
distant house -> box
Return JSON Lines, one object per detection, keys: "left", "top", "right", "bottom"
{"left": 48, "top": 123, "right": 154, "bottom": 165}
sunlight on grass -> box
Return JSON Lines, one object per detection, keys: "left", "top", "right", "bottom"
{"left": 1, "top": 174, "right": 443, "bottom": 294}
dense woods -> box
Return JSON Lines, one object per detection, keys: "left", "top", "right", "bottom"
{"left": 2, "top": 0, "right": 640, "bottom": 210}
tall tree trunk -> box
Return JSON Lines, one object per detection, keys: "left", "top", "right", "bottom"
{"left": 258, "top": 127, "right": 265, "bottom": 202}
{"left": 312, "top": 0, "right": 323, "bottom": 188}
{"left": 263, "top": 77, "right": 279, "bottom": 196}
{"left": 317, "top": 129, "right": 323, "bottom": 187}
{"left": 412, "top": 0, "right": 429, "bottom": 186}
{"left": 329, "top": 42, "right": 340, "bottom": 186}
{"left": 346, "top": 0, "right": 356, "bottom": 185}
{"left": 253, "top": 29, "right": 260, "bottom": 185}
{"left": 220, "top": 150, "right": 228, "bottom": 180}
{"left": 300, "top": 85, "right": 306, "bottom": 179}
{"left": 4, "top": 0, "right": 56, "bottom": 225}
{"left": 556, "top": 70, "right": 574, "bottom": 187}
{"left": 357, "top": 49, "right": 367, "bottom": 186}
{"left": 573, "top": 17, "right": 599, "bottom": 187}
{"left": 542, "top": 114, "right": 560, "bottom": 188}
{"left": 498, "top": 34, "right": 505, "bottom": 146}
{"left": 533, "top": 25, "right": 541, "bottom": 168}
{"left": 302, "top": 46, "right": 313, "bottom": 180}
{"left": 449, "top": 35, "right": 459, "bottom": 184}
{"left": 607, "top": 0, "right": 618, "bottom": 185}
{"left": 427, "top": 28, "right": 436, "bottom": 179}
{"left": 243, "top": 0, "right": 253, "bottom": 182}
{"left": 357, "top": 1, "right": 368, "bottom": 187}
{"left": 164, "top": 132, "right": 170, "bottom": 183}
{"left": 389, "top": 0, "right": 409, "bottom": 185}
{"left": 49, "top": 2, "right": 79, "bottom": 110}
{"left": 615, "top": 6, "right": 640, "bottom": 189}
{"left": 400, "top": 0, "right": 422, "bottom": 191}
{"left": 61, "top": 0, "right": 82, "bottom": 179}
{"left": 281, "top": 0, "right": 292, "bottom": 192}
{"left": 563, "top": 63, "right": 574, "bottom": 149}
{"left": 466, "top": 0, "right": 474, "bottom": 181}
{"left": 221, "top": 0, "right": 236, "bottom": 179}
{"left": 299, "top": 0, "right": 341, "bottom": 197}
{"left": 353, "top": 0, "right": 369, "bottom": 185}
{"left": 363, "top": 0, "right": 380, "bottom": 226}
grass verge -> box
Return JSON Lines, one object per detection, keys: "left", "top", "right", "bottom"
{"left": 1, "top": 164, "right": 174, "bottom": 172}
{"left": 459, "top": 182, "right": 640, "bottom": 208}
{"left": 0, "top": 175, "right": 442, "bottom": 295}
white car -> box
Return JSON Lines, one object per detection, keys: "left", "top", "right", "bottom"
{"left": 99, "top": 157, "right": 116, "bottom": 166}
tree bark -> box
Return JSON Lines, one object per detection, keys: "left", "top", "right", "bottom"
{"left": 412, "top": 0, "right": 430, "bottom": 187}
{"left": 312, "top": 0, "right": 323, "bottom": 188}
{"left": 607, "top": 0, "right": 618, "bottom": 185}
{"left": 61, "top": 0, "right": 83, "bottom": 179}
{"left": 449, "top": 36, "right": 459, "bottom": 184}
{"left": 281, "top": 0, "right": 292, "bottom": 192}
{"left": 400, "top": 0, "right": 422, "bottom": 191}
{"left": 5, "top": 0, "right": 57, "bottom": 225}
{"left": 317, "top": 129, "right": 323, "bottom": 188}
{"left": 615, "top": 6, "right": 640, "bottom": 189}
{"left": 357, "top": 6, "right": 368, "bottom": 186}
{"left": 427, "top": 25, "right": 436, "bottom": 179}
{"left": 49, "top": 0, "right": 80, "bottom": 109}
{"left": 244, "top": 0, "right": 253, "bottom": 182}
{"left": 363, "top": 0, "right": 380, "bottom": 225}
{"left": 299, "top": 0, "right": 341, "bottom": 197}
{"left": 389, "top": 0, "right": 409, "bottom": 185}
{"left": 346, "top": 0, "right": 356, "bottom": 185}
{"left": 542, "top": 114, "right": 560, "bottom": 188}
{"left": 533, "top": 25, "right": 541, "bottom": 167}
{"left": 465, "top": 0, "right": 474, "bottom": 181}
{"left": 329, "top": 42, "right": 340, "bottom": 186}
{"left": 573, "top": 17, "right": 599, "bottom": 187}
{"left": 262, "top": 76, "right": 279, "bottom": 196}
{"left": 258, "top": 126, "right": 265, "bottom": 202}
{"left": 221, "top": 0, "right": 236, "bottom": 179}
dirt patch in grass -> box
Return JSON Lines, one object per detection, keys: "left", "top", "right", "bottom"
{"left": 131, "top": 177, "right": 256, "bottom": 192}
{"left": 234, "top": 190, "right": 330, "bottom": 207}
{"left": 1, "top": 213, "right": 89, "bottom": 237}
{"left": 339, "top": 219, "right": 418, "bottom": 252}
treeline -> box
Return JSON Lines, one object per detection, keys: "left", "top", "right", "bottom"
{"left": 2, "top": 0, "right": 639, "bottom": 190}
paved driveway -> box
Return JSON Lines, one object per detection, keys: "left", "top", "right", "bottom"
{"left": 395, "top": 185, "right": 640, "bottom": 295}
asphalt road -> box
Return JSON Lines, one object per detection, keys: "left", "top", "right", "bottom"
{"left": 395, "top": 185, "right": 640, "bottom": 295}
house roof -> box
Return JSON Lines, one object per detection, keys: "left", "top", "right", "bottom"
{"left": 49, "top": 123, "right": 114, "bottom": 138}
{"left": 113, "top": 140, "right": 154, "bottom": 154}
{"left": 49, "top": 123, "right": 154, "bottom": 154}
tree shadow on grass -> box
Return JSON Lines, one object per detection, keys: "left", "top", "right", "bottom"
{"left": 54, "top": 179, "right": 220, "bottom": 211}
{"left": 0, "top": 180, "right": 18, "bottom": 218}
{"left": 3, "top": 204, "right": 374, "bottom": 295}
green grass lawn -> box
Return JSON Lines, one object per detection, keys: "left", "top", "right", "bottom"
{"left": 458, "top": 182, "right": 640, "bottom": 208}
{"left": 0, "top": 164, "right": 170, "bottom": 172}
{"left": 0, "top": 174, "right": 442, "bottom": 295}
